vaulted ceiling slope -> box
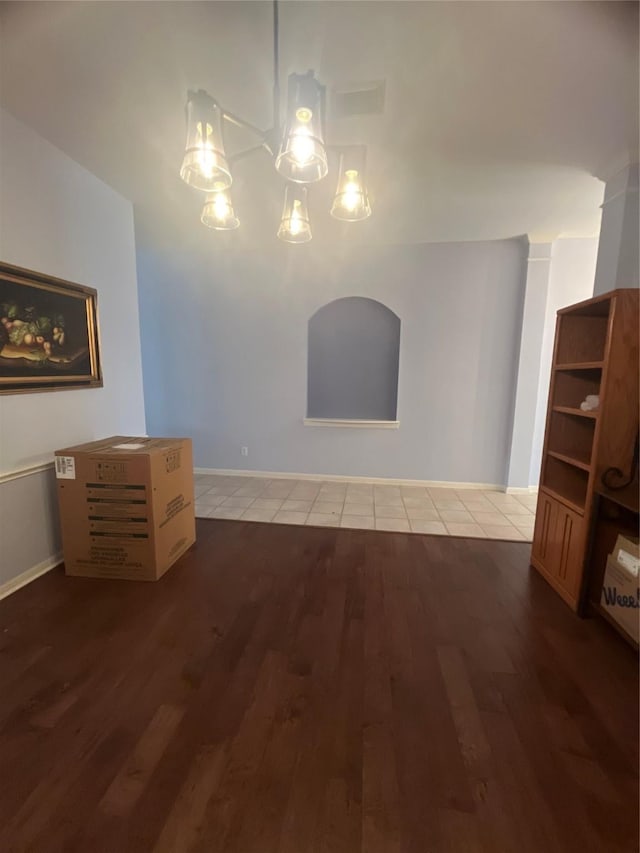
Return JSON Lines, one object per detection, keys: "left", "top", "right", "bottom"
{"left": 0, "top": 1, "right": 637, "bottom": 247}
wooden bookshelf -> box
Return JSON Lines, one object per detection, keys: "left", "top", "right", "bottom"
{"left": 531, "top": 289, "right": 639, "bottom": 611}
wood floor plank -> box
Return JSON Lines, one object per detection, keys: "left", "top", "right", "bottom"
{"left": 361, "top": 547, "right": 401, "bottom": 853}
{"left": 225, "top": 668, "right": 308, "bottom": 853}
{"left": 0, "top": 518, "right": 636, "bottom": 853}
{"left": 152, "top": 743, "right": 228, "bottom": 853}
{"left": 276, "top": 614, "right": 336, "bottom": 850}
{"left": 190, "top": 650, "right": 293, "bottom": 851}
{"left": 100, "top": 704, "right": 186, "bottom": 817}
{"left": 436, "top": 644, "right": 520, "bottom": 853}
{"left": 29, "top": 686, "right": 80, "bottom": 729}
{"left": 481, "top": 706, "right": 567, "bottom": 853}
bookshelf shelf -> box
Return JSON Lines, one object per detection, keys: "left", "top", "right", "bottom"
{"left": 547, "top": 450, "right": 591, "bottom": 473}
{"left": 552, "top": 405, "right": 598, "bottom": 419}
{"left": 540, "top": 485, "right": 586, "bottom": 517}
{"left": 555, "top": 361, "right": 604, "bottom": 371}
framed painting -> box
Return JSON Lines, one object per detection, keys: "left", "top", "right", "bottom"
{"left": 0, "top": 261, "right": 102, "bottom": 395}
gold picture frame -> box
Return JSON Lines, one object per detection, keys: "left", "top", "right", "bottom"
{"left": 0, "top": 261, "right": 102, "bottom": 395}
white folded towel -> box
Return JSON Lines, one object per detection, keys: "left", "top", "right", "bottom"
{"left": 580, "top": 394, "right": 600, "bottom": 411}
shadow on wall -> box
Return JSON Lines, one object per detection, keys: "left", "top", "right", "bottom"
{"left": 307, "top": 296, "right": 400, "bottom": 421}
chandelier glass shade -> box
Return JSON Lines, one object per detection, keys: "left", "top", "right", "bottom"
{"left": 277, "top": 185, "right": 312, "bottom": 243}
{"left": 330, "top": 150, "right": 372, "bottom": 222}
{"left": 201, "top": 186, "right": 240, "bottom": 230}
{"left": 275, "top": 72, "right": 328, "bottom": 184}
{"left": 180, "top": 90, "right": 232, "bottom": 192}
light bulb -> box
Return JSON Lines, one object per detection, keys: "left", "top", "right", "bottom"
{"left": 275, "top": 74, "right": 328, "bottom": 183}
{"left": 213, "top": 193, "right": 230, "bottom": 221}
{"left": 290, "top": 127, "right": 315, "bottom": 166}
{"left": 342, "top": 171, "right": 360, "bottom": 211}
{"left": 330, "top": 155, "right": 372, "bottom": 222}
{"left": 195, "top": 122, "right": 215, "bottom": 179}
{"left": 180, "top": 92, "right": 232, "bottom": 191}
{"left": 289, "top": 201, "right": 302, "bottom": 235}
{"left": 278, "top": 185, "right": 312, "bottom": 243}
{"left": 201, "top": 186, "right": 239, "bottom": 230}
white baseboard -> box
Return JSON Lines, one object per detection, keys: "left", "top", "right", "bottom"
{"left": 194, "top": 467, "right": 505, "bottom": 491}
{"left": 506, "top": 486, "right": 539, "bottom": 495}
{"left": 0, "top": 552, "right": 63, "bottom": 601}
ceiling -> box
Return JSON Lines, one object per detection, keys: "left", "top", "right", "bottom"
{"left": 0, "top": 1, "right": 638, "bottom": 249}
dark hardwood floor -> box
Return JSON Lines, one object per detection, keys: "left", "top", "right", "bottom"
{"left": 0, "top": 519, "right": 637, "bottom": 852}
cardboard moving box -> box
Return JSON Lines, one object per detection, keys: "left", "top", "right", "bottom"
{"left": 612, "top": 534, "right": 640, "bottom": 576}
{"left": 600, "top": 534, "right": 640, "bottom": 643}
{"left": 55, "top": 436, "right": 196, "bottom": 581}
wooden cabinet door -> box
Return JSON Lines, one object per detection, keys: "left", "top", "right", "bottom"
{"left": 532, "top": 491, "right": 586, "bottom": 607}
{"left": 532, "top": 491, "right": 558, "bottom": 569}
{"left": 553, "top": 503, "right": 585, "bottom": 600}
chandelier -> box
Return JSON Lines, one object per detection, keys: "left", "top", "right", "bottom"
{"left": 178, "top": 0, "right": 371, "bottom": 242}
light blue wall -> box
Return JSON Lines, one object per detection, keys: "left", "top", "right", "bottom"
{"left": 137, "top": 238, "right": 527, "bottom": 485}
{"left": 0, "top": 108, "right": 146, "bottom": 591}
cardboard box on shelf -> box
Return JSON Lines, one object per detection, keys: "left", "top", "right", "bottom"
{"left": 55, "top": 436, "right": 195, "bottom": 581}
{"left": 611, "top": 534, "right": 639, "bottom": 576}
{"left": 601, "top": 548, "right": 640, "bottom": 644}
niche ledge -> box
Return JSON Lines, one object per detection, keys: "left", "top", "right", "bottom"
{"left": 303, "top": 418, "right": 400, "bottom": 429}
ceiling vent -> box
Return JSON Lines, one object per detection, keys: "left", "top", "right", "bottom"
{"left": 331, "top": 81, "right": 386, "bottom": 118}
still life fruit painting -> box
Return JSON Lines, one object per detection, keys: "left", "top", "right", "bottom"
{"left": 0, "top": 262, "right": 102, "bottom": 394}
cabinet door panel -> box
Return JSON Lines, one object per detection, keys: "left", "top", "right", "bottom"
{"left": 554, "top": 504, "right": 584, "bottom": 598}
{"left": 532, "top": 492, "right": 558, "bottom": 569}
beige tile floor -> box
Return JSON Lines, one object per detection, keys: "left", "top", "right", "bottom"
{"left": 194, "top": 475, "right": 536, "bottom": 541}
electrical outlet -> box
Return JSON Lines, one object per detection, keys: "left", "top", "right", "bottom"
{"left": 241, "top": 446, "right": 249, "bottom": 457}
